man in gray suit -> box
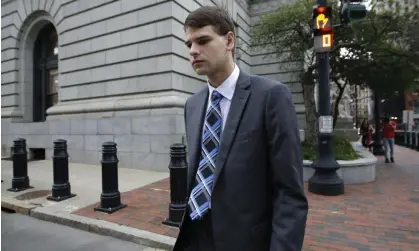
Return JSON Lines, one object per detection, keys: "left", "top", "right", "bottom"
{"left": 174, "top": 5, "right": 308, "bottom": 251}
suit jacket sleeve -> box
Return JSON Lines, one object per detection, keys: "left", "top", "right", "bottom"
{"left": 184, "top": 98, "right": 189, "bottom": 136}
{"left": 264, "top": 83, "right": 309, "bottom": 251}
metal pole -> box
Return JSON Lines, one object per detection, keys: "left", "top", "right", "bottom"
{"left": 412, "top": 131, "right": 417, "bottom": 149}
{"left": 355, "top": 85, "right": 358, "bottom": 128}
{"left": 308, "top": 0, "right": 344, "bottom": 196}
{"left": 409, "top": 129, "right": 413, "bottom": 148}
{"left": 416, "top": 131, "right": 419, "bottom": 151}
{"left": 372, "top": 92, "right": 384, "bottom": 155}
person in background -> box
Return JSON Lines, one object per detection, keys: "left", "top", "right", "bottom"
{"left": 360, "top": 118, "right": 374, "bottom": 151}
{"left": 360, "top": 118, "right": 369, "bottom": 147}
{"left": 381, "top": 117, "right": 397, "bottom": 163}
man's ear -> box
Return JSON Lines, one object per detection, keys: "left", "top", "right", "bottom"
{"left": 226, "top": 31, "right": 235, "bottom": 52}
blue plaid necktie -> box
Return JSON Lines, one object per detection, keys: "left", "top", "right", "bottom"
{"left": 188, "top": 90, "right": 223, "bottom": 220}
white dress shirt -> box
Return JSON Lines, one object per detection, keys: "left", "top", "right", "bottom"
{"left": 206, "top": 64, "right": 240, "bottom": 132}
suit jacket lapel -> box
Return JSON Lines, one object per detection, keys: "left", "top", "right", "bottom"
{"left": 187, "top": 88, "right": 209, "bottom": 192}
{"left": 213, "top": 71, "right": 251, "bottom": 189}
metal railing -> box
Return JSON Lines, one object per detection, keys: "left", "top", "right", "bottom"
{"left": 395, "top": 130, "right": 419, "bottom": 151}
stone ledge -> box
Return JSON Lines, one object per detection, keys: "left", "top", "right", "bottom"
{"left": 303, "top": 142, "right": 377, "bottom": 184}
{"left": 46, "top": 94, "right": 188, "bottom": 115}
{"left": 1, "top": 107, "right": 23, "bottom": 118}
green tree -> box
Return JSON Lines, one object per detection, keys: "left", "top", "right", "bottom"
{"left": 250, "top": 0, "right": 419, "bottom": 141}
{"left": 340, "top": 0, "right": 419, "bottom": 93}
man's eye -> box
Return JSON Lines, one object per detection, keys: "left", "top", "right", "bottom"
{"left": 197, "top": 39, "right": 209, "bottom": 45}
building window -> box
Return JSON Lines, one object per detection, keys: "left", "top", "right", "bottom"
{"left": 47, "top": 69, "right": 59, "bottom": 107}
{"left": 33, "top": 23, "right": 58, "bottom": 122}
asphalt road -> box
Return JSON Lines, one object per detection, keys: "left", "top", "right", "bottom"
{"left": 1, "top": 211, "right": 155, "bottom": 251}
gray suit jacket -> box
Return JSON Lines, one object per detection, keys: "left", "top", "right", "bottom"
{"left": 174, "top": 70, "right": 308, "bottom": 251}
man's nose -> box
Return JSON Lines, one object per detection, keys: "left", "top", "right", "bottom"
{"left": 189, "top": 43, "right": 199, "bottom": 56}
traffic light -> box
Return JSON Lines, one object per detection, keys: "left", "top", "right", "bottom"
{"left": 340, "top": 0, "right": 368, "bottom": 23}
{"left": 312, "top": 5, "right": 333, "bottom": 52}
{"left": 313, "top": 6, "right": 332, "bottom": 35}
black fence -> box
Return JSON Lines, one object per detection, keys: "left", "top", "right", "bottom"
{"left": 395, "top": 130, "right": 419, "bottom": 151}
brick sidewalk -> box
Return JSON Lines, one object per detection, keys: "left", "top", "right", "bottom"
{"left": 74, "top": 146, "right": 419, "bottom": 251}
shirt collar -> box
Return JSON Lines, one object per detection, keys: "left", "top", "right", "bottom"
{"left": 207, "top": 64, "right": 240, "bottom": 101}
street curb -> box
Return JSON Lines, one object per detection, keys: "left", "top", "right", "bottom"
{"left": 1, "top": 197, "right": 176, "bottom": 250}
{"left": 1, "top": 196, "right": 36, "bottom": 215}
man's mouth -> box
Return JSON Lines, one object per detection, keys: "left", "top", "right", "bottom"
{"left": 192, "top": 60, "right": 204, "bottom": 65}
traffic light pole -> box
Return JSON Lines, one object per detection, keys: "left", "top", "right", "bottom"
{"left": 372, "top": 92, "right": 384, "bottom": 155}
{"left": 308, "top": 0, "right": 344, "bottom": 196}
{"left": 355, "top": 85, "right": 358, "bottom": 127}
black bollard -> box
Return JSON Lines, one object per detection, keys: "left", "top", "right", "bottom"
{"left": 8, "top": 138, "right": 32, "bottom": 192}
{"left": 398, "top": 131, "right": 403, "bottom": 145}
{"left": 47, "top": 139, "right": 76, "bottom": 202}
{"left": 163, "top": 143, "right": 188, "bottom": 228}
{"left": 94, "top": 142, "right": 126, "bottom": 214}
{"left": 410, "top": 132, "right": 414, "bottom": 148}
{"left": 412, "top": 133, "right": 417, "bottom": 150}
{"left": 416, "top": 132, "right": 419, "bottom": 152}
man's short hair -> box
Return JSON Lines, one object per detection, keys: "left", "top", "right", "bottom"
{"left": 184, "top": 5, "right": 236, "bottom": 37}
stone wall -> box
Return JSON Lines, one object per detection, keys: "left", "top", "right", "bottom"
{"left": 1, "top": 0, "right": 305, "bottom": 171}
{"left": 249, "top": 0, "right": 306, "bottom": 129}
{"left": 1, "top": 0, "right": 196, "bottom": 171}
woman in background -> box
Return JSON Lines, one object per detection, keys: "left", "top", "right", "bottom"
{"left": 360, "top": 118, "right": 373, "bottom": 151}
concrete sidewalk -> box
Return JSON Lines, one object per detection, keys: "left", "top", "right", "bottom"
{"left": 1, "top": 160, "right": 173, "bottom": 250}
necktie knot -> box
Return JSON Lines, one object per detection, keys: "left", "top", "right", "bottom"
{"left": 211, "top": 90, "right": 223, "bottom": 102}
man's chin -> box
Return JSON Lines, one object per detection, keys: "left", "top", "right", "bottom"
{"left": 194, "top": 67, "right": 208, "bottom": 75}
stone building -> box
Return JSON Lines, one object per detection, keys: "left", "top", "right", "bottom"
{"left": 1, "top": 0, "right": 305, "bottom": 171}
{"left": 348, "top": 85, "right": 372, "bottom": 124}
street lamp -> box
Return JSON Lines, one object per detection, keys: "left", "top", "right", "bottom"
{"left": 308, "top": 1, "right": 344, "bottom": 196}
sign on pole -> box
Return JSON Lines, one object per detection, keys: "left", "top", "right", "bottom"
{"left": 319, "top": 115, "right": 333, "bottom": 134}
{"left": 403, "top": 110, "right": 408, "bottom": 124}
